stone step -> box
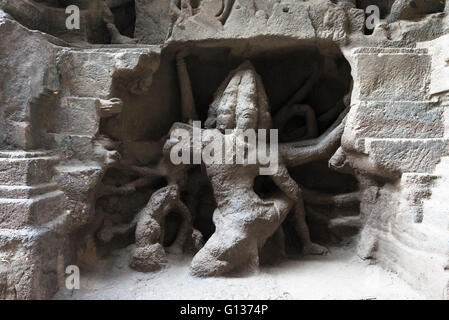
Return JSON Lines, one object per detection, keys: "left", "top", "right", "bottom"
{"left": 0, "top": 190, "right": 65, "bottom": 229}
{"left": 57, "top": 48, "right": 156, "bottom": 97}
{"left": 400, "top": 173, "right": 439, "bottom": 223}
{"left": 349, "top": 101, "right": 444, "bottom": 140}
{"left": 0, "top": 150, "right": 54, "bottom": 159}
{"left": 51, "top": 97, "right": 99, "bottom": 136}
{"left": 0, "top": 225, "right": 63, "bottom": 299}
{"left": 54, "top": 164, "right": 103, "bottom": 203}
{"left": 0, "top": 155, "right": 59, "bottom": 185}
{"left": 401, "top": 172, "right": 440, "bottom": 185}
{"left": 364, "top": 138, "right": 449, "bottom": 174}
{"left": 0, "top": 183, "right": 59, "bottom": 199}
{"left": 352, "top": 47, "right": 431, "bottom": 102}
{"left": 49, "top": 134, "right": 97, "bottom": 161}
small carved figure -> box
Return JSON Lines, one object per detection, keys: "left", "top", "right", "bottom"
{"left": 216, "top": 0, "right": 235, "bottom": 25}
{"left": 387, "top": 0, "right": 445, "bottom": 23}
{"left": 167, "top": 0, "right": 196, "bottom": 39}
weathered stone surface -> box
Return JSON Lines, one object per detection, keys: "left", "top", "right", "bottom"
{"left": 357, "top": 166, "right": 449, "bottom": 299}
{"left": 400, "top": 173, "right": 438, "bottom": 223}
{"left": 0, "top": 13, "right": 61, "bottom": 149}
{"left": 0, "top": 151, "right": 64, "bottom": 228}
{"left": 364, "top": 138, "right": 449, "bottom": 174}
{"left": 0, "top": 153, "right": 58, "bottom": 186}
{"left": 169, "top": 0, "right": 364, "bottom": 43}
{"left": 2, "top": 0, "right": 449, "bottom": 301}
{"left": 0, "top": 227, "right": 65, "bottom": 299}
{"left": 135, "top": 0, "right": 171, "bottom": 44}
{"left": 57, "top": 48, "right": 157, "bottom": 98}
{"left": 54, "top": 165, "right": 103, "bottom": 228}
{"left": 51, "top": 97, "right": 100, "bottom": 136}
{"left": 346, "top": 101, "right": 444, "bottom": 139}
{"left": 352, "top": 48, "right": 431, "bottom": 102}
{"left": 339, "top": 33, "right": 449, "bottom": 299}
{"left": 0, "top": 191, "right": 64, "bottom": 229}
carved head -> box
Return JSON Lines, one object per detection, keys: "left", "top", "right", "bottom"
{"left": 216, "top": 104, "right": 236, "bottom": 132}
{"left": 236, "top": 106, "right": 258, "bottom": 130}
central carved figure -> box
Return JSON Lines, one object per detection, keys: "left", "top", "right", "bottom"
{"left": 187, "top": 61, "right": 328, "bottom": 276}
{"left": 117, "top": 49, "right": 348, "bottom": 276}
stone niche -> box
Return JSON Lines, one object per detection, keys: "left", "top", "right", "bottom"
{"left": 1, "top": 0, "right": 449, "bottom": 300}
{"left": 96, "top": 39, "right": 358, "bottom": 262}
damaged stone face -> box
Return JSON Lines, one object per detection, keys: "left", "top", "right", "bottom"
{"left": 1, "top": 0, "right": 449, "bottom": 300}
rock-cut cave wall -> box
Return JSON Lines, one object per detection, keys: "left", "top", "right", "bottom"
{"left": 0, "top": 0, "right": 449, "bottom": 299}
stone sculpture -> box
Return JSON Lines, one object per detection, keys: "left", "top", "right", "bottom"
{"left": 170, "top": 55, "right": 346, "bottom": 276}
{"left": 1, "top": 0, "right": 449, "bottom": 300}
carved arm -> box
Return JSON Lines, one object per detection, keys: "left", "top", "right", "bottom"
{"left": 279, "top": 108, "right": 348, "bottom": 167}
{"left": 176, "top": 51, "right": 198, "bottom": 123}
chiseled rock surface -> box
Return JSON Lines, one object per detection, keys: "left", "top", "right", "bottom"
{"left": 1, "top": 0, "right": 449, "bottom": 300}
{"left": 169, "top": 0, "right": 365, "bottom": 43}
{"left": 0, "top": 10, "right": 161, "bottom": 299}
{"left": 342, "top": 34, "right": 449, "bottom": 299}
{"left": 0, "top": 12, "right": 61, "bottom": 149}
{"left": 134, "top": 0, "right": 171, "bottom": 44}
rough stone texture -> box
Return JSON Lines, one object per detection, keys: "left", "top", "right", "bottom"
{"left": 418, "top": 33, "right": 449, "bottom": 96}
{"left": 351, "top": 48, "right": 431, "bottom": 102}
{"left": 0, "top": 0, "right": 104, "bottom": 43}
{"left": 346, "top": 101, "right": 444, "bottom": 139}
{"left": 0, "top": 150, "right": 69, "bottom": 299}
{"left": 168, "top": 0, "right": 365, "bottom": 43}
{"left": 1, "top": 0, "right": 449, "bottom": 300}
{"left": 387, "top": 0, "right": 444, "bottom": 22}
{"left": 135, "top": 0, "right": 171, "bottom": 44}
{"left": 0, "top": 13, "right": 60, "bottom": 150}
{"left": 341, "top": 34, "right": 449, "bottom": 299}
{"left": 0, "top": 9, "right": 160, "bottom": 299}
{"left": 0, "top": 227, "right": 65, "bottom": 299}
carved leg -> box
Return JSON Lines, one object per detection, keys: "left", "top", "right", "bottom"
{"left": 97, "top": 219, "right": 137, "bottom": 243}
{"left": 190, "top": 205, "right": 263, "bottom": 277}
{"left": 190, "top": 224, "right": 258, "bottom": 277}
{"left": 273, "top": 227, "right": 287, "bottom": 257}
{"left": 191, "top": 194, "right": 293, "bottom": 277}
{"left": 166, "top": 201, "right": 193, "bottom": 254}
{"left": 291, "top": 193, "right": 329, "bottom": 255}
{"left": 274, "top": 104, "right": 318, "bottom": 141}
{"left": 217, "top": 0, "right": 235, "bottom": 25}
{"left": 130, "top": 210, "right": 167, "bottom": 272}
